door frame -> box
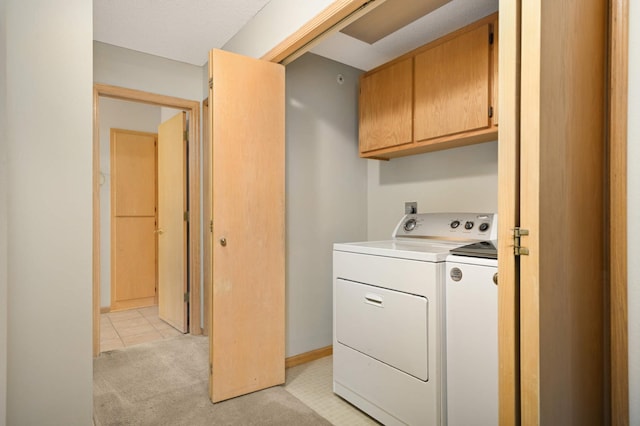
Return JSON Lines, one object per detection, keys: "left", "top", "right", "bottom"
{"left": 93, "top": 83, "right": 201, "bottom": 356}
{"left": 261, "top": 0, "right": 629, "bottom": 422}
{"left": 609, "top": 0, "right": 629, "bottom": 422}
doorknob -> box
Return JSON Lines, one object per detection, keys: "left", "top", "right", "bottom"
{"left": 155, "top": 228, "right": 164, "bottom": 235}
{"left": 220, "top": 237, "right": 227, "bottom": 247}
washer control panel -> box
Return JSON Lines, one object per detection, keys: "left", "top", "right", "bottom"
{"left": 393, "top": 212, "right": 498, "bottom": 240}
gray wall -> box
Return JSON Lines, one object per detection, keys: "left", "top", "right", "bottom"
{"left": 0, "top": 0, "right": 7, "bottom": 423}
{"left": 367, "top": 142, "right": 498, "bottom": 240}
{"left": 628, "top": 1, "right": 639, "bottom": 423}
{"left": 99, "top": 98, "right": 162, "bottom": 307}
{"left": 5, "top": 0, "right": 93, "bottom": 424}
{"left": 285, "top": 53, "right": 367, "bottom": 356}
{"left": 94, "top": 42, "right": 203, "bottom": 101}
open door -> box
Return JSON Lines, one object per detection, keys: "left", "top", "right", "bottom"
{"left": 157, "top": 111, "right": 188, "bottom": 333}
{"left": 499, "top": 0, "right": 607, "bottom": 423}
{"left": 208, "top": 49, "right": 285, "bottom": 402}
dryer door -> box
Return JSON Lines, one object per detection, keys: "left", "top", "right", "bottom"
{"left": 336, "top": 279, "right": 428, "bottom": 381}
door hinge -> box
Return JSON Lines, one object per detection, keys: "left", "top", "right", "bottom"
{"left": 513, "top": 227, "right": 530, "bottom": 256}
{"left": 209, "top": 219, "right": 213, "bottom": 233}
{"left": 209, "top": 78, "right": 213, "bottom": 89}
{"left": 210, "top": 363, "right": 213, "bottom": 375}
{"left": 184, "top": 211, "right": 189, "bottom": 222}
{"left": 183, "top": 130, "right": 188, "bottom": 142}
{"left": 184, "top": 291, "right": 190, "bottom": 303}
{"left": 489, "top": 106, "right": 494, "bottom": 118}
{"left": 489, "top": 31, "right": 494, "bottom": 45}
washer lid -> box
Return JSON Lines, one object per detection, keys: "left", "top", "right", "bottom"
{"left": 333, "top": 239, "right": 469, "bottom": 262}
{"left": 449, "top": 240, "right": 498, "bottom": 259}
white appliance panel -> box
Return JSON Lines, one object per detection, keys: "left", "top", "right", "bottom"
{"left": 333, "top": 250, "right": 441, "bottom": 296}
{"left": 334, "top": 343, "right": 438, "bottom": 426}
{"left": 445, "top": 259, "right": 498, "bottom": 426}
{"left": 334, "top": 239, "right": 465, "bottom": 262}
{"left": 336, "top": 279, "right": 429, "bottom": 381}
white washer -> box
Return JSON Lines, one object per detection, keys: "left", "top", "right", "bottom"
{"left": 445, "top": 246, "right": 498, "bottom": 426}
{"left": 333, "top": 212, "right": 497, "bottom": 426}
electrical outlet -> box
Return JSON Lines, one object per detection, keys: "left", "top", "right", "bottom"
{"left": 405, "top": 202, "right": 417, "bottom": 215}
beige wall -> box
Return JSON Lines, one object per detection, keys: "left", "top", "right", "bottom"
{"left": 628, "top": 1, "right": 639, "bottom": 423}
{"left": 0, "top": 0, "right": 7, "bottom": 423}
{"left": 367, "top": 142, "right": 498, "bottom": 240}
{"left": 99, "top": 98, "right": 162, "bottom": 307}
{"left": 5, "top": 0, "right": 93, "bottom": 423}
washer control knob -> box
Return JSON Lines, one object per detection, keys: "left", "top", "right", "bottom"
{"left": 479, "top": 222, "right": 490, "bottom": 232}
{"left": 450, "top": 220, "right": 461, "bottom": 229}
{"left": 403, "top": 218, "right": 417, "bottom": 232}
{"left": 464, "top": 221, "right": 474, "bottom": 230}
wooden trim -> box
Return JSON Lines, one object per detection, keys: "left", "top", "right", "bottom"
{"left": 497, "top": 1, "right": 520, "bottom": 424}
{"left": 100, "top": 307, "right": 110, "bottom": 314}
{"left": 362, "top": 127, "right": 498, "bottom": 160}
{"left": 285, "top": 346, "right": 333, "bottom": 369}
{"left": 188, "top": 101, "right": 202, "bottom": 336}
{"left": 110, "top": 297, "right": 156, "bottom": 312}
{"left": 609, "top": 0, "right": 629, "bottom": 423}
{"left": 519, "top": 0, "right": 543, "bottom": 422}
{"left": 202, "top": 98, "right": 210, "bottom": 337}
{"left": 94, "top": 84, "right": 199, "bottom": 110}
{"left": 260, "top": 0, "right": 372, "bottom": 63}
{"left": 93, "top": 83, "right": 202, "bottom": 356}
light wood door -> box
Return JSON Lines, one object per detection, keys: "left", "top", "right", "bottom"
{"left": 110, "top": 129, "right": 157, "bottom": 311}
{"left": 157, "top": 112, "right": 187, "bottom": 333}
{"left": 359, "top": 57, "right": 413, "bottom": 153}
{"left": 414, "top": 23, "right": 492, "bottom": 141}
{"left": 208, "top": 49, "right": 285, "bottom": 403}
{"left": 498, "top": 0, "right": 608, "bottom": 423}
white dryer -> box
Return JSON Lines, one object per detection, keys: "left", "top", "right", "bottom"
{"left": 333, "top": 212, "right": 497, "bottom": 426}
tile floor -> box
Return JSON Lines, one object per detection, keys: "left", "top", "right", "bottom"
{"left": 100, "top": 305, "right": 183, "bottom": 352}
{"left": 285, "top": 356, "right": 380, "bottom": 425}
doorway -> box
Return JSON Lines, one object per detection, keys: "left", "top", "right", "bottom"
{"left": 92, "top": 83, "right": 202, "bottom": 356}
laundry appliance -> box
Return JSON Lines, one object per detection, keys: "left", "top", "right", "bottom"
{"left": 333, "top": 212, "right": 497, "bottom": 425}
{"left": 445, "top": 241, "right": 499, "bottom": 426}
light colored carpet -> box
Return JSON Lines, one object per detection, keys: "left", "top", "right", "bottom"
{"left": 93, "top": 335, "right": 331, "bottom": 426}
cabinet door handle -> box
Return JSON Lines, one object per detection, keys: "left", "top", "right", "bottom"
{"left": 220, "top": 237, "right": 227, "bottom": 247}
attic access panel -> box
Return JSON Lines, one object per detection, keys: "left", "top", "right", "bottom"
{"left": 341, "top": 0, "right": 451, "bottom": 44}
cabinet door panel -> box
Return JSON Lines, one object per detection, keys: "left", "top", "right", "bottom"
{"left": 359, "top": 58, "right": 413, "bottom": 153}
{"left": 414, "top": 24, "right": 491, "bottom": 141}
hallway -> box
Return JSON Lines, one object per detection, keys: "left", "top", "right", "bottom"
{"left": 100, "top": 306, "right": 182, "bottom": 352}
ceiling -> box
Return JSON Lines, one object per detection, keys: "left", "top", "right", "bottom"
{"left": 93, "top": 0, "right": 498, "bottom": 70}
{"left": 93, "top": 0, "right": 272, "bottom": 66}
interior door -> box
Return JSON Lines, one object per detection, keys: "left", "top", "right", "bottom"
{"left": 157, "top": 111, "right": 188, "bottom": 333}
{"left": 208, "top": 49, "right": 285, "bottom": 403}
{"left": 500, "top": 0, "right": 607, "bottom": 423}
{"left": 110, "top": 129, "right": 157, "bottom": 311}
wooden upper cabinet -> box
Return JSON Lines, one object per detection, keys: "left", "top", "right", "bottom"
{"left": 359, "top": 57, "right": 413, "bottom": 153}
{"left": 414, "top": 24, "right": 491, "bottom": 141}
{"left": 359, "top": 13, "right": 498, "bottom": 160}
